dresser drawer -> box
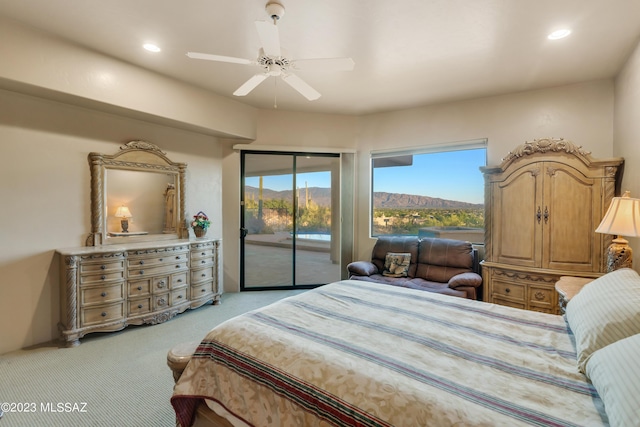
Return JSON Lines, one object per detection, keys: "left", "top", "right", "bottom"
{"left": 129, "top": 261, "right": 189, "bottom": 278}
{"left": 191, "top": 282, "right": 213, "bottom": 298}
{"left": 191, "top": 267, "right": 214, "bottom": 284}
{"left": 171, "top": 272, "right": 188, "bottom": 289}
{"left": 80, "top": 259, "right": 124, "bottom": 274}
{"left": 80, "top": 270, "right": 125, "bottom": 285}
{"left": 153, "top": 276, "right": 170, "bottom": 292}
{"left": 81, "top": 302, "right": 125, "bottom": 327}
{"left": 153, "top": 293, "right": 170, "bottom": 310}
{"left": 81, "top": 283, "right": 124, "bottom": 306}
{"left": 127, "top": 252, "right": 188, "bottom": 268}
{"left": 128, "top": 279, "right": 151, "bottom": 297}
{"left": 128, "top": 297, "right": 151, "bottom": 315}
{"left": 192, "top": 257, "right": 214, "bottom": 268}
{"left": 191, "top": 248, "right": 214, "bottom": 261}
{"left": 528, "top": 285, "right": 556, "bottom": 309}
{"left": 171, "top": 288, "right": 188, "bottom": 306}
{"left": 492, "top": 281, "right": 525, "bottom": 301}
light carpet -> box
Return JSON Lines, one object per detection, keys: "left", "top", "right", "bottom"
{"left": 0, "top": 290, "right": 305, "bottom": 427}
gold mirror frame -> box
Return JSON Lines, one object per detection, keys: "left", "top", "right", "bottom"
{"left": 86, "top": 140, "right": 187, "bottom": 246}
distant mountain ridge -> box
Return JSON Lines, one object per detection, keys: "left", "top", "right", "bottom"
{"left": 245, "top": 186, "right": 483, "bottom": 209}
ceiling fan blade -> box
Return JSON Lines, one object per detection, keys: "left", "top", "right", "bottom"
{"left": 281, "top": 73, "right": 321, "bottom": 101}
{"left": 255, "top": 21, "right": 281, "bottom": 57}
{"left": 186, "top": 52, "right": 252, "bottom": 65}
{"left": 233, "top": 74, "right": 269, "bottom": 96}
{"left": 292, "top": 57, "right": 355, "bottom": 72}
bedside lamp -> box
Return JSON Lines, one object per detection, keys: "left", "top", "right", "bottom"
{"left": 115, "top": 206, "right": 132, "bottom": 233}
{"left": 595, "top": 191, "right": 640, "bottom": 272}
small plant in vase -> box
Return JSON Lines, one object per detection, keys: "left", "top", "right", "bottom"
{"left": 191, "top": 211, "right": 211, "bottom": 238}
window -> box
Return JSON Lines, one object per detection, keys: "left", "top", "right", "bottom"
{"left": 371, "top": 140, "right": 486, "bottom": 243}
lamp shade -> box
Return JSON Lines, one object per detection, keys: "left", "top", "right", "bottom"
{"left": 595, "top": 191, "right": 640, "bottom": 237}
{"left": 115, "top": 206, "right": 132, "bottom": 218}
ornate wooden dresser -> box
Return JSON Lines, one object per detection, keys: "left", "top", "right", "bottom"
{"left": 57, "top": 238, "right": 220, "bottom": 347}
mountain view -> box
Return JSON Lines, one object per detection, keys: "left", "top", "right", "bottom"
{"left": 244, "top": 186, "right": 483, "bottom": 209}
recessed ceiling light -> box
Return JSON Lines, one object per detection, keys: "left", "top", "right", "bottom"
{"left": 548, "top": 29, "right": 571, "bottom": 40}
{"left": 143, "top": 43, "right": 161, "bottom": 52}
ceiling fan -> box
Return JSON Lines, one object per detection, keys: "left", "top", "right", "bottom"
{"left": 186, "top": 1, "right": 354, "bottom": 101}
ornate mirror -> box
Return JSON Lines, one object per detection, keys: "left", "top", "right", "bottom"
{"left": 86, "top": 140, "right": 187, "bottom": 246}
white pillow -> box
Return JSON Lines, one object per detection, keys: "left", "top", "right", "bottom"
{"left": 565, "top": 268, "right": 640, "bottom": 373}
{"left": 586, "top": 333, "right": 640, "bottom": 427}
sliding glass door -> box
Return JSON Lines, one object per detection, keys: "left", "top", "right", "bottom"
{"left": 241, "top": 151, "right": 341, "bottom": 290}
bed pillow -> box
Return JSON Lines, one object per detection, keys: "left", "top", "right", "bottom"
{"left": 585, "top": 333, "right": 640, "bottom": 427}
{"left": 382, "top": 252, "right": 411, "bottom": 277}
{"left": 565, "top": 268, "right": 640, "bottom": 373}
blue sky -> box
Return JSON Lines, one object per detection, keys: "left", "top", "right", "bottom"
{"left": 245, "top": 148, "right": 486, "bottom": 205}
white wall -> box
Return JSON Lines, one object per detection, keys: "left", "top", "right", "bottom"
{"left": 0, "top": 89, "right": 223, "bottom": 355}
{"left": 353, "top": 80, "right": 615, "bottom": 260}
{"left": 614, "top": 39, "right": 640, "bottom": 266}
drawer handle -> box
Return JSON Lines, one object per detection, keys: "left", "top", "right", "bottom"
{"left": 177, "top": 295, "right": 183, "bottom": 299}
{"left": 101, "top": 292, "right": 107, "bottom": 297}
{"left": 101, "top": 275, "right": 106, "bottom": 280}
{"left": 201, "top": 260, "right": 205, "bottom": 264}
{"left": 505, "top": 288, "right": 510, "bottom": 293}
{"left": 201, "top": 273, "right": 206, "bottom": 277}
{"left": 176, "top": 256, "right": 181, "bottom": 260}
{"left": 535, "top": 291, "right": 545, "bottom": 300}
{"left": 139, "top": 260, "right": 144, "bottom": 265}
{"left": 201, "top": 289, "right": 206, "bottom": 293}
{"left": 101, "top": 265, "right": 106, "bottom": 270}
{"left": 177, "top": 279, "right": 182, "bottom": 283}
{"left": 137, "top": 286, "right": 142, "bottom": 291}
{"left": 201, "top": 252, "right": 206, "bottom": 256}
{"left": 101, "top": 312, "right": 107, "bottom": 317}
{"left": 139, "top": 270, "right": 144, "bottom": 275}
{"left": 176, "top": 265, "right": 180, "bottom": 269}
{"left": 157, "top": 281, "right": 166, "bottom": 288}
{"left": 158, "top": 298, "right": 166, "bottom": 306}
{"left": 159, "top": 258, "right": 164, "bottom": 262}
{"left": 137, "top": 304, "right": 143, "bottom": 309}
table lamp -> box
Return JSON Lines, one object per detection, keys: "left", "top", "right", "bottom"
{"left": 595, "top": 191, "right": 640, "bottom": 272}
{"left": 115, "top": 206, "right": 132, "bottom": 233}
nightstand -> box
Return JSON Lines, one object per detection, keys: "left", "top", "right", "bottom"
{"left": 555, "top": 276, "right": 594, "bottom": 314}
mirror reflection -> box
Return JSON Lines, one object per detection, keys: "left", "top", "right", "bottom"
{"left": 106, "top": 169, "right": 177, "bottom": 236}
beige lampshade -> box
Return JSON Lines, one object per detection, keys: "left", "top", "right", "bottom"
{"left": 115, "top": 206, "right": 132, "bottom": 218}
{"left": 595, "top": 191, "right": 640, "bottom": 237}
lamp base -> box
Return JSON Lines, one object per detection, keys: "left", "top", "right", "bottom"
{"left": 605, "top": 237, "right": 633, "bottom": 272}
{"left": 121, "top": 218, "right": 129, "bottom": 233}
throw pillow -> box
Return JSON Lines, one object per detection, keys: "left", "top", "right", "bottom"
{"left": 565, "top": 268, "right": 640, "bottom": 374}
{"left": 382, "top": 252, "right": 411, "bottom": 277}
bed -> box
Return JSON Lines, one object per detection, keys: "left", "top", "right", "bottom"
{"left": 170, "top": 269, "right": 640, "bottom": 427}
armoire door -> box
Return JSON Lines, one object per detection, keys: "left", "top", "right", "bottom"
{"left": 493, "top": 164, "right": 544, "bottom": 268}
{"left": 542, "top": 162, "right": 600, "bottom": 272}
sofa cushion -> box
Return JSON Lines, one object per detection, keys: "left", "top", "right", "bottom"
{"left": 416, "top": 237, "right": 474, "bottom": 282}
{"left": 370, "top": 236, "right": 419, "bottom": 278}
{"left": 382, "top": 252, "right": 411, "bottom": 277}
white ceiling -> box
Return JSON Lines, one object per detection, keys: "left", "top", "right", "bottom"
{"left": 1, "top": 0, "right": 639, "bottom": 115}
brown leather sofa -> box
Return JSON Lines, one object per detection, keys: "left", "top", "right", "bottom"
{"left": 347, "top": 236, "right": 483, "bottom": 300}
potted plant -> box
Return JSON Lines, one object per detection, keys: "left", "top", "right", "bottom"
{"left": 191, "top": 211, "right": 211, "bottom": 237}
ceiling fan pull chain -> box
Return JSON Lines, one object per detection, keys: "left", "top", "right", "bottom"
{"left": 274, "top": 77, "right": 278, "bottom": 109}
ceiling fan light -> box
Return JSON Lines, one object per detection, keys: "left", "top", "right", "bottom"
{"left": 143, "top": 43, "right": 161, "bottom": 52}
{"left": 268, "top": 63, "right": 281, "bottom": 76}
